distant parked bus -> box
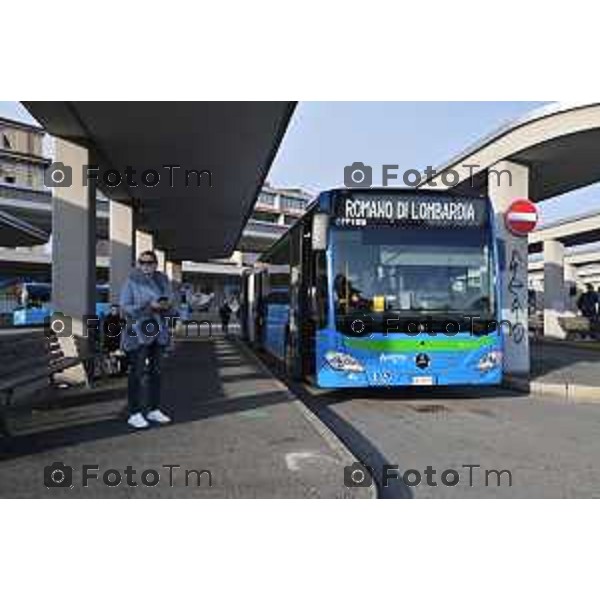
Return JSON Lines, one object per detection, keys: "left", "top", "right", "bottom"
{"left": 13, "top": 282, "right": 111, "bottom": 326}
{"left": 242, "top": 188, "right": 503, "bottom": 388}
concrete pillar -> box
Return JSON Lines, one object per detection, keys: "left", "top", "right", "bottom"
{"left": 52, "top": 138, "right": 96, "bottom": 334}
{"left": 52, "top": 138, "right": 96, "bottom": 383}
{"left": 564, "top": 262, "right": 576, "bottom": 287}
{"left": 109, "top": 200, "right": 134, "bottom": 304}
{"left": 487, "top": 160, "right": 530, "bottom": 377}
{"left": 135, "top": 229, "right": 153, "bottom": 257}
{"left": 165, "top": 260, "right": 183, "bottom": 323}
{"left": 166, "top": 260, "right": 182, "bottom": 283}
{"left": 543, "top": 240, "right": 566, "bottom": 338}
{"left": 564, "top": 262, "right": 578, "bottom": 312}
{"left": 155, "top": 249, "right": 166, "bottom": 272}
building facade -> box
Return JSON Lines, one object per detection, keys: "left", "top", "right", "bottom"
{"left": 249, "top": 184, "right": 313, "bottom": 228}
{"left": 0, "top": 117, "right": 48, "bottom": 193}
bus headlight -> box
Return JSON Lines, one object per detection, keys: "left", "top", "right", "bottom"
{"left": 325, "top": 351, "right": 365, "bottom": 373}
{"left": 477, "top": 350, "right": 503, "bottom": 371}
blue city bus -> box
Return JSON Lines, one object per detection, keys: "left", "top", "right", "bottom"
{"left": 13, "top": 282, "right": 112, "bottom": 326}
{"left": 243, "top": 188, "right": 503, "bottom": 388}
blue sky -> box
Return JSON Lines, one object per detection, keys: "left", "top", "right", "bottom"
{"left": 270, "top": 101, "right": 547, "bottom": 191}
{"left": 0, "top": 101, "right": 38, "bottom": 125}
{"left": 4, "top": 100, "right": 600, "bottom": 226}
{"left": 268, "top": 101, "right": 600, "bottom": 227}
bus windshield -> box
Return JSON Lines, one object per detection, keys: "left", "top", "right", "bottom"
{"left": 331, "top": 225, "right": 495, "bottom": 328}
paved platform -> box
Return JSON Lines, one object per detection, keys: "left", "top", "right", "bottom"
{"left": 0, "top": 335, "right": 371, "bottom": 498}
{"left": 298, "top": 386, "right": 600, "bottom": 498}
{"left": 531, "top": 338, "right": 600, "bottom": 384}
{"left": 256, "top": 348, "right": 600, "bottom": 498}
{"left": 528, "top": 338, "right": 600, "bottom": 399}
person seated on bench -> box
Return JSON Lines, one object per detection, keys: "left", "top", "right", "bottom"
{"left": 103, "top": 304, "right": 126, "bottom": 376}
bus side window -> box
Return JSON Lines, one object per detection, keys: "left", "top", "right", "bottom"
{"left": 315, "top": 251, "right": 328, "bottom": 329}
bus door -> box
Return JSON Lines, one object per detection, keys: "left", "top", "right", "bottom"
{"left": 299, "top": 218, "right": 321, "bottom": 378}
{"left": 255, "top": 270, "right": 266, "bottom": 348}
{"left": 286, "top": 226, "right": 302, "bottom": 377}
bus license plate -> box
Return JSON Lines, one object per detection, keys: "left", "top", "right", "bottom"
{"left": 412, "top": 376, "right": 434, "bottom": 385}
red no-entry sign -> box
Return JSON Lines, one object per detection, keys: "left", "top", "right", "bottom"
{"left": 505, "top": 198, "right": 538, "bottom": 236}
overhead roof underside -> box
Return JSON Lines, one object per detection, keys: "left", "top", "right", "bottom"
{"left": 0, "top": 209, "right": 49, "bottom": 246}
{"left": 0, "top": 199, "right": 109, "bottom": 240}
{"left": 528, "top": 229, "right": 600, "bottom": 254}
{"left": 453, "top": 127, "right": 600, "bottom": 202}
{"left": 22, "top": 101, "right": 295, "bottom": 261}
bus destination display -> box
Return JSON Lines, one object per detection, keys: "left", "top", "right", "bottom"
{"left": 334, "top": 194, "right": 486, "bottom": 227}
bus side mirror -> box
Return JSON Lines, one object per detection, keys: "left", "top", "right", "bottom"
{"left": 312, "top": 213, "right": 329, "bottom": 251}
{"left": 496, "top": 238, "right": 506, "bottom": 271}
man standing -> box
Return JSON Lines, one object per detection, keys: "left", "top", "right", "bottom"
{"left": 120, "top": 250, "right": 176, "bottom": 429}
{"left": 577, "top": 284, "right": 598, "bottom": 320}
{"left": 219, "top": 300, "right": 232, "bottom": 335}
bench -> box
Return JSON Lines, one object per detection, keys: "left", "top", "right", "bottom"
{"left": 558, "top": 316, "right": 595, "bottom": 340}
{"left": 528, "top": 312, "right": 543, "bottom": 338}
{"left": 0, "top": 331, "right": 84, "bottom": 436}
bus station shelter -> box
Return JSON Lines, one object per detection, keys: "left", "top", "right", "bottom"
{"left": 22, "top": 102, "right": 295, "bottom": 343}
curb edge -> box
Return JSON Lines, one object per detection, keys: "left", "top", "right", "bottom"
{"left": 234, "top": 339, "right": 377, "bottom": 499}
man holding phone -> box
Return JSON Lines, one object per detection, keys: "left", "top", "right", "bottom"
{"left": 120, "top": 250, "right": 176, "bottom": 429}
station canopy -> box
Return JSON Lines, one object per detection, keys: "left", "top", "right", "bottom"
{"left": 23, "top": 101, "right": 295, "bottom": 261}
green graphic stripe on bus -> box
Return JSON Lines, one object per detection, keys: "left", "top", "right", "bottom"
{"left": 343, "top": 335, "right": 495, "bottom": 353}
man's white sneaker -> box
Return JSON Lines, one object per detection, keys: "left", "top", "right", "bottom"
{"left": 127, "top": 412, "right": 149, "bottom": 429}
{"left": 146, "top": 409, "right": 171, "bottom": 424}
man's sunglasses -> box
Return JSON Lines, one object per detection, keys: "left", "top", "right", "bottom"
{"left": 139, "top": 260, "right": 157, "bottom": 265}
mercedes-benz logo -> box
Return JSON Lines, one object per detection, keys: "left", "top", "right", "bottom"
{"left": 415, "top": 353, "right": 430, "bottom": 369}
